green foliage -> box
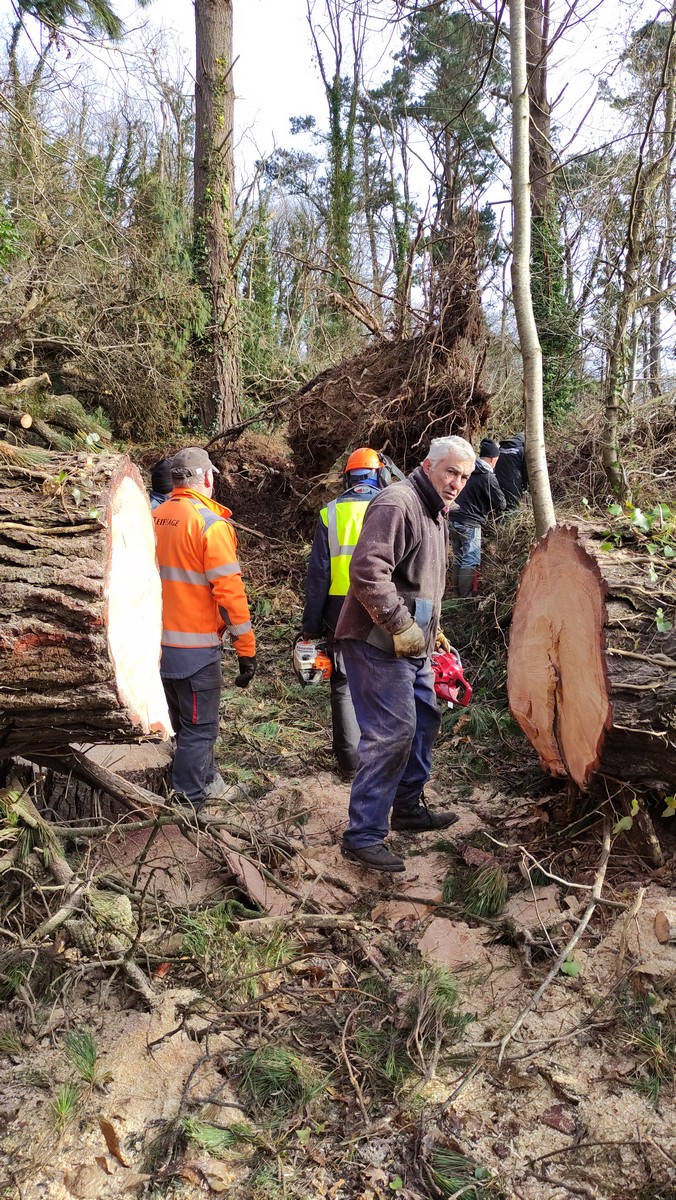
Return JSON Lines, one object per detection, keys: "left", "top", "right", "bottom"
{"left": 442, "top": 865, "right": 509, "bottom": 919}
{"left": 50, "top": 1082, "right": 81, "bottom": 1130}
{"left": 180, "top": 904, "right": 291, "bottom": 1001}
{"left": 239, "top": 1045, "right": 327, "bottom": 1121}
{"left": 62, "top": 1028, "right": 110, "bottom": 1087}
{"left": 429, "top": 1147, "right": 496, "bottom": 1197}
{"left": 183, "top": 1118, "right": 257, "bottom": 1156}
{"left": 531, "top": 208, "right": 580, "bottom": 425}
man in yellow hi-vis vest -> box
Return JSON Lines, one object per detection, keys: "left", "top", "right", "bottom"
{"left": 301, "top": 448, "right": 394, "bottom": 779}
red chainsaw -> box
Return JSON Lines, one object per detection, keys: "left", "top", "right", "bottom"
{"left": 431, "top": 646, "right": 472, "bottom": 708}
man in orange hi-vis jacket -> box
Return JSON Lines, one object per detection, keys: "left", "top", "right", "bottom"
{"left": 153, "top": 446, "right": 256, "bottom": 811}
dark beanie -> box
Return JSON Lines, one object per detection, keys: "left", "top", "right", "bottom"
{"left": 479, "top": 438, "right": 501, "bottom": 458}
{"left": 151, "top": 457, "right": 173, "bottom": 494}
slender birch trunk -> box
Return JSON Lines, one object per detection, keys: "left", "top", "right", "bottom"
{"left": 510, "top": 0, "right": 555, "bottom": 537}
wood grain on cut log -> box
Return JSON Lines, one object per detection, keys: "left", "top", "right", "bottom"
{"left": 508, "top": 523, "right": 676, "bottom": 791}
{"left": 0, "top": 446, "right": 171, "bottom": 755}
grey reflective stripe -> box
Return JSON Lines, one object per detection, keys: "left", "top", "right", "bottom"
{"left": 206, "top": 561, "right": 241, "bottom": 581}
{"left": 159, "top": 565, "right": 209, "bottom": 586}
{"left": 162, "top": 629, "right": 221, "bottom": 646}
{"left": 193, "top": 502, "right": 223, "bottom": 533}
{"left": 226, "top": 620, "right": 252, "bottom": 637}
{"left": 327, "top": 500, "right": 357, "bottom": 556}
{"left": 327, "top": 501, "right": 340, "bottom": 558}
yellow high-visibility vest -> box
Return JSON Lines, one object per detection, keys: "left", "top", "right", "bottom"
{"left": 320, "top": 498, "right": 371, "bottom": 596}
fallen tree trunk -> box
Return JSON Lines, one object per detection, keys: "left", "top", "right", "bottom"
{"left": 0, "top": 445, "right": 171, "bottom": 755}
{"left": 507, "top": 523, "right": 676, "bottom": 791}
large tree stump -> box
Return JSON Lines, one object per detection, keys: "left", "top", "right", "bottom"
{"left": 0, "top": 446, "right": 171, "bottom": 755}
{"left": 507, "top": 523, "right": 676, "bottom": 791}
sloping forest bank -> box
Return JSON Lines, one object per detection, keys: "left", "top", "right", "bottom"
{"left": 2, "top": 1, "right": 676, "bottom": 1196}
{"left": 1, "top": 421, "right": 676, "bottom": 1200}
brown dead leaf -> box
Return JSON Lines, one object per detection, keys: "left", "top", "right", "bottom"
{"left": 540, "top": 1104, "right": 577, "bottom": 1136}
{"left": 98, "top": 1116, "right": 130, "bottom": 1167}
{"left": 459, "top": 845, "right": 496, "bottom": 868}
{"left": 95, "top": 1156, "right": 112, "bottom": 1175}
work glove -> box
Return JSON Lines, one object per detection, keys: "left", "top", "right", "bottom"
{"left": 435, "top": 628, "right": 451, "bottom": 653}
{"left": 234, "top": 655, "right": 257, "bottom": 688}
{"left": 392, "top": 619, "right": 427, "bottom": 658}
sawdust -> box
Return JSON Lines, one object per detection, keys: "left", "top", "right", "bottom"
{"left": 0, "top": 987, "right": 240, "bottom": 1199}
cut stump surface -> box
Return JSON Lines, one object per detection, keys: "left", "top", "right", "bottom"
{"left": 0, "top": 448, "right": 171, "bottom": 755}
{"left": 507, "top": 523, "right": 676, "bottom": 791}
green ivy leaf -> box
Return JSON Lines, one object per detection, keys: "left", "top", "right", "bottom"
{"left": 662, "top": 806, "right": 675, "bottom": 819}
{"left": 632, "top": 509, "right": 651, "bottom": 533}
{"left": 295, "top": 1128, "right": 311, "bottom": 1145}
{"left": 600, "top": 541, "right": 614, "bottom": 552}
{"left": 560, "top": 958, "right": 581, "bottom": 977}
{"left": 664, "top": 546, "right": 676, "bottom": 559}
{"left": 389, "top": 1176, "right": 404, "bottom": 1191}
{"left": 656, "top": 608, "right": 673, "bottom": 633}
{"left": 613, "top": 815, "right": 633, "bottom": 833}
{"left": 607, "top": 503, "right": 622, "bottom": 516}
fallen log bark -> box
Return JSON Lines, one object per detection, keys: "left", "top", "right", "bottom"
{"left": 0, "top": 447, "right": 171, "bottom": 755}
{"left": 507, "top": 523, "right": 676, "bottom": 791}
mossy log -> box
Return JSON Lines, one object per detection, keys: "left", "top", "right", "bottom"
{"left": 41, "top": 394, "right": 112, "bottom": 442}
{"left": 507, "top": 523, "right": 676, "bottom": 792}
{"left": 0, "top": 445, "right": 171, "bottom": 756}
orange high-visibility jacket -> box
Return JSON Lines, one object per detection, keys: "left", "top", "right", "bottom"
{"left": 153, "top": 487, "right": 256, "bottom": 660}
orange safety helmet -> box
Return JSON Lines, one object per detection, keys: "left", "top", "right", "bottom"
{"left": 345, "top": 447, "right": 382, "bottom": 473}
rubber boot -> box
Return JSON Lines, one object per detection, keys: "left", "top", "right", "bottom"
{"left": 457, "top": 567, "right": 476, "bottom": 598}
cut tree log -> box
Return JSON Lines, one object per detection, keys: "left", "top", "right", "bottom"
{"left": 0, "top": 446, "right": 171, "bottom": 755}
{"left": 508, "top": 523, "right": 676, "bottom": 791}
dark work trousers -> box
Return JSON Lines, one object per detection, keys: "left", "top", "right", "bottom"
{"left": 326, "top": 633, "right": 361, "bottom": 775}
{"left": 339, "top": 639, "right": 441, "bottom": 848}
{"left": 162, "top": 660, "right": 222, "bottom": 804}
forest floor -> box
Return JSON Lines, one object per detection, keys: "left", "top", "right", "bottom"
{"left": 1, "top": 463, "right": 676, "bottom": 1200}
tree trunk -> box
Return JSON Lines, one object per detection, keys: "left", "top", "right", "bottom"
{"left": 509, "top": 0, "right": 556, "bottom": 537}
{"left": 602, "top": 7, "right": 676, "bottom": 498}
{"left": 0, "top": 448, "right": 172, "bottom": 756}
{"left": 507, "top": 523, "right": 676, "bottom": 792}
{"left": 194, "top": 0, "right": 241, "bottom": 431}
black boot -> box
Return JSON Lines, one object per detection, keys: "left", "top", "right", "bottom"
{"left": 391, "top": 794, "right": 459, "bottom": 833}
{"left": 341, "top": 843, "right": 406, "bottom": 872}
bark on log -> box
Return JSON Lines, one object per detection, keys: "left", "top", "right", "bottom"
{"left": 0, "top": 448, "right": 172, "bottom": 755}
{"left": 507, "top": 523, "right": 676, "bottom": 791}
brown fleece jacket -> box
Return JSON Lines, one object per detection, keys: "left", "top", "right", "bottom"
{"left": 335, "top": 466, "right": 448, "bottom": 656}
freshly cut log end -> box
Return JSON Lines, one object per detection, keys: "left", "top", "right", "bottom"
{"left": 508, "top": 523, "right": 676, "bottom": 792}
{"left": 0, "top": 448, "right": 172, "bottom": 756}
{"left": 106, "top": 467, "right": 172, "bottom": 740}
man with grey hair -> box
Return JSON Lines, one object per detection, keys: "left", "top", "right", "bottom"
{"left": 335, "top": 434, "right": 475, "bottom": 872}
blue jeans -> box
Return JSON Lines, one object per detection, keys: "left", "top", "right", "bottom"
{"left": 339, "top": 640, "right": 441, "bottom": 848}
{"left": 162, "top": 660, "right": 221, "bottom": 804}
{"left": 450, "top": 522, "right": 482, "bottom": 568}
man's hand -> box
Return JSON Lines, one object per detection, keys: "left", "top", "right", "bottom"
{"left": 435, "top": 628, "right": 451, "bottom": 653}
{"left": 234, "top": 655, "right": 257, "bottom": 688}
{"left": 392, "top": 620, "right": 426, "bottom": 657}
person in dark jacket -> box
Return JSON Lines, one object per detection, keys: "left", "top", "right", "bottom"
{"left": 150, "top": 457, "right": 173, "bottom": 509}
{"left": 494, "top": 432, "right": 528, "bottom": 511}
{"left": 449, "top": 437, "right": 506, "bottom": 596}
{"left": 302, "top": 448, "right": 390, "bottom": 780}
{"left": 335, "top": 435, "right": 475, "bottom": 873}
